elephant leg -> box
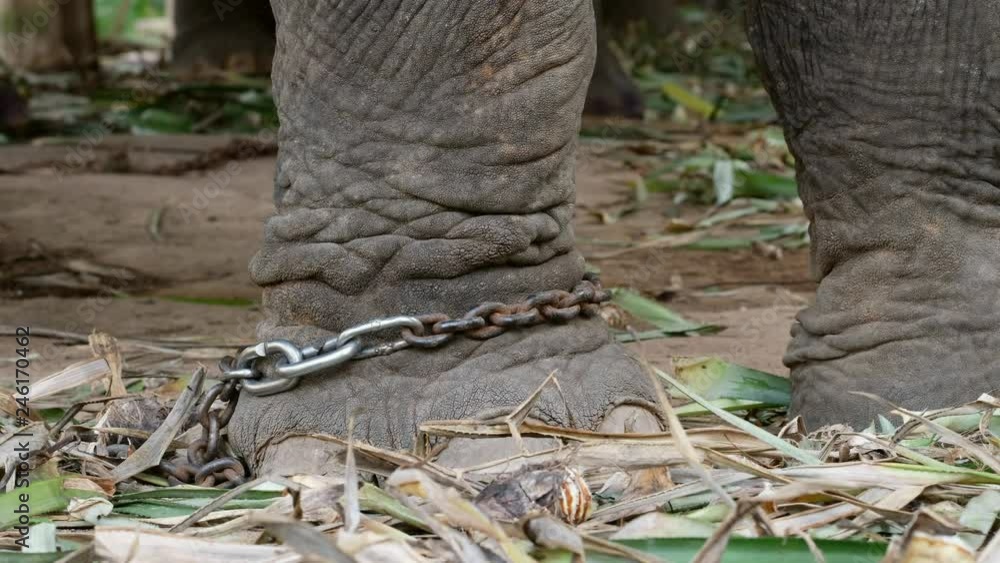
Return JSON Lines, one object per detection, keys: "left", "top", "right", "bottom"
{"left": 601, "top": 0, "right": 678, "bottom": 37}
{"left": 584, "top": 0, "right": 673, "bottom": 118}
{"left": 0, "top": 80, "right": 27, "bottom": 133}
{"left": 585, "top": 23, "right": 645, "bottom": 118}
{"left": 171, "top": 0, "right": 274, "bottom": 74}
{"left": 747, "top": 0, "right": 1000, "bottom": 428}
{"left": 229, "top": 0, "right": 660, "bottom": 471}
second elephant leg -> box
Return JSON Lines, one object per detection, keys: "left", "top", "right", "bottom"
{"left": 171, "top": 0, "right": 275, "bottom": 74}
{"left": 748, "top": 0, "right": 1000, "bottom": 428}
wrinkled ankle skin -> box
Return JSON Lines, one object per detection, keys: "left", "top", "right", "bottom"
{"left": 748, "top": 0, "right": 1000, "bottom": 428}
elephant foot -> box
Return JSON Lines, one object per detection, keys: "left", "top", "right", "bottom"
{"left": 784, "top": 220, "right": 1000, "bottom": 430}
{"left": 229, "top": 317, "right": 660, "bottom": 475}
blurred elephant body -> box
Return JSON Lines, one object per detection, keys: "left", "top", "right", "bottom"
{"left": 171, "top": 0, "right": 276, "bottom": 74}
{"left": 170, "top": 0, "right": 658, "bottom": 117}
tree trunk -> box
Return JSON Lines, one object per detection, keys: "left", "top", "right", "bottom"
{"left": 0, "top": 0, "right": 97, "bottom": 72}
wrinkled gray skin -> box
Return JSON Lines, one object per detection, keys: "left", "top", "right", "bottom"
{"left": 228, "top": 0, "right": 659, "bottom": 470}
{"left": 748, "top": 0, "right": 1000, "bottom": 428}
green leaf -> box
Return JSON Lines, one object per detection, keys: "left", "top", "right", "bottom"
{"left": 113, "top": 502, "right": 195, "bottom": 519}
{"left": 114, "top": 485, "right": 282, "bottom": 503}
{"left": 0, "top": 478, "right": 103, "bottom": 530}
{"left": 615, "top": 330, "right": 685, "bottom": 343}
{"left": 113, "top": 497, "right": 274, "bottom": 518}
{"left": 735, "top": 170, "right": 798, "bottom": 200}
{"left": 358, "top": 483, "right": 429, "bottom": 531}
{"left": 0, "top": 554, "right": 67, "bottom": 563}
{"left": 610, "top": 289, "right": 720, "bottom": 335}
{"left": 758, "top": 223, "right": 809, "bottom": 240}
{"left": 95, "top": 0, "right": 165, "bottom": 43}
{"left": 111, "top": 485, "right": 282, "bottom": 519}
{"left": 959, "top": 490, "right": 1000, "bottom": 549}
{"left": 662, "top": 82, "right": 718, "bottom": 120}
{"left": 655, "top": 367, "right": 822, "bottom": 465}
{"left": 716, "top": 101, "right": 778, "bottom": 123}
{"left": 682, "top": 237, "right": 753, "bottom": 251}
{"left": 673, "top": 399, "right": 776, "bottom": 417}
{"left": 645, "top": 154, "right": 719, "bottom": 179}
{"left": 611, "top": 513, "right": 718, "bottom": 540}
{"left": 877, "top": 462, "right": 1000, "bottom": 486}
{"left": 932, "top": 413, "right": 1000, "bottom": 436}
{"left": 684, "top": 503, "right": 731, "bottom": 523}
{"left": 695, "top": 204, "right": 773, "bottom": 229}
{"left": 131, "top": 108, "right": 194, "bottom": 134}
{"left": 539, "top": 537, "right": 887, "bottom": 563}
{"left": 712, "top": 160, "right": 735, "bottom": 205}
{"left": 672, "top": 357, "right": 790, "bottom": 406}
{"left": 643, "top": 177, "right": 682, "bottom": 193}
{"left": 682, "top": 221, "right": 808, "bottom": 251}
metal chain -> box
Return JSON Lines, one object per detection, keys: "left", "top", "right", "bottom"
{"left": 160, "top": 274, "right": 609, "bottom": 487}
{"left": 159, "top": 377, "right": 247, "bottom": 488}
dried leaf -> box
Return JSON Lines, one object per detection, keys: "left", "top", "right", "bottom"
{"left": 110, "top": 367, "right": 205, "bottom": 482}
{"left": 713, "top": 159, "right": 734, "bottom": 205}
{"left": 26, "top": 358, "right": 110, "bottom": 402}
{"left": 524, "top": 514, "right": 584, "bottom": 555}
{"left": 90, "top": 332, "right": 127, "bottom": 398}
{"left": 888, "top": 533, "right": 976, "bottom": 563}
{"left": 250, "top": 513, "right": 353, "bottom": 563}
{"left": 94, "top": 526, "right": 302, "bottom": 562}
{"left": 957, "top": 490, "right": 1000, "bottom": 550}
{"left": 856, "top": 393, "right": 1000, "bottom": 475}
{"left": 610, "top": 512, "right": 718, "bottom": 540}
{"left": 67, "top": 497, "right": 114, "bottom": 524}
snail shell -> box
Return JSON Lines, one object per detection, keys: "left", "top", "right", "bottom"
{"left": 558, "top": 468, "right": 593, "bottom": 525}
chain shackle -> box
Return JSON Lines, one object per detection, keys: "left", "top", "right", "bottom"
{"left": 224, "top": 315, "right": 427, "bottom": 397}
{"left": 164, "top": 276, "right": 611, "bottom": 488}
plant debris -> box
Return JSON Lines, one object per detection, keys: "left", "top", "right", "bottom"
{"left": 1, "top": 334, "right": 998, "bottom": 562}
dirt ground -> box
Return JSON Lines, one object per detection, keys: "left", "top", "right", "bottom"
{"left": 0, "top": 133, "right": 814, "bottom": 382}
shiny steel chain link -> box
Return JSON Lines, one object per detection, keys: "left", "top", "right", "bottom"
{"left": 160, "top": 274, "right": 609, "bottom": 487}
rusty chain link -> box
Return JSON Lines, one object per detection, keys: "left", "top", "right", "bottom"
{"left": 160, "top": 274, "right": 610, "bottom": 487}
{"left": 160, "top": 378, "right": 247, "bottom": 488}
